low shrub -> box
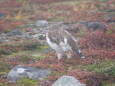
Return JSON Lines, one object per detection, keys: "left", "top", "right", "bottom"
{"left": 0, "top": 40, "right": 42, "bottom": 55}
{"left": 0, "top": 62, "right": 11, "bottom": 72}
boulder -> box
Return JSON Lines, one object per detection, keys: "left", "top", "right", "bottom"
{"left": 7, "top": 65, "right": 51, "bottom": 82}
{"left": 52, "top": 76, "right": 86, "bottom": 86}
{"left": 65, "top": 21, "right": 106, "bottom": 36}
{"left": 7, "top": 29, "right": 23, "bottom": 36}
{"left": 78, "top": 21, "right": 105, "bottom": 31}
{"left": 36, "top": 20, "right": 49, "bottom": 27}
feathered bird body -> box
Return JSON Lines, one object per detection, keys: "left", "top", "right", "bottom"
{"left": 46, "top": 28, "right": 85, "bottom": 60}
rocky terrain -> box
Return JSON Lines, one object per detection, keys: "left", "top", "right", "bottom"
{"left": 0, "top": 0, "right": 115, "bottom": 86}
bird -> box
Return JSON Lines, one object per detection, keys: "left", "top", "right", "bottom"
{"left": 46, "top": 28, "right": 85, "bottom": 60}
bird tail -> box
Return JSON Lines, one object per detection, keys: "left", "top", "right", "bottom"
{"left": 72, "top": 47, "right": 85, "bottom": 58}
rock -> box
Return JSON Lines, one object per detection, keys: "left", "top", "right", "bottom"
{"left": 107, "top": 19, "right": 115, "bottom": 23}
{"left": 7, "top": 65, "right": 51, "bottom": 82}
{"left": 64, "top": 21, "right": 106, "bottom": 36}
{"left": 78, "top": 21, "right": 105, "bottom": 31}
{"left": 0, "top": 33, "right": 8, "bottom": 42}
{"left": 36, "top": 20, "right": 49, "bottom": 27}
{"left": 38, "top": 34, "right": 46, "bottom": 40}
{"left": 23, "top": 32, "right": 32, "bottom": 39}
{"left": 0, "top": 13, "right": 5, "bottom": 19}
{"left": 7, "top": 29, "right": 23, "bottom": 36}
{"left": 0, "top": 33, "right": 6, "bottom": 38}
{"left": 52, "top": 76, "right": 86, "bottom": 86}
{"left": 103, "top": 9, "right": 115, "bottom": 22}
{"left": 0, "top": 39, "right": 8, "bottom": 43}
{"left": 105, "top": 10, "right": 115, "bottom": 12}
{"left": 31, "top": 34, "right": 40, "bottom": 39}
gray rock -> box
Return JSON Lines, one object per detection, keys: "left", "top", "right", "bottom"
{"left": 0, "top": 33, "right": 6, "bottom": 37}
{"left": 0, "top": 33, "right": 8, "bottom": 42}
{"left": 104, "top": 10, "right": 115, "bottom": 18}
{"left": 23, "top": 32, "right": 31, "bottom": 39}
{"left": 105, "top": 10, "right": 115, "bottom": 12}
{"left": 78, "top": 21, "right": 105, "bottom": 31}
{"left": 38, "top": 34, "right": 46, "bottom": 40}
{"left": 0, "top": 33, "right": 6, "bottom": 39}
{"left": 52, "top": 76, "right": 86, "bottom": 86}
{"left": 107, "top": 19, "right": 115, "bottom": 23}
{"left": 7, "top": 29, "right": 23, "bottom": 36}
{"left": 7, "top": 65, "right": 51, "bottom": 82}
{"left": 0, "top": 39, "right": 8, "bottom": 43}
{"left": 36, "top": 20, "right": 49, "bottom": 27}
{"left": 87, "top": 22, "right": 105, "bottom": 30}
{"left": 31, "top": 34, "right": 39, "bottom": 39}
{"left": 0, "top": 13, "right": 5, "bottom": 19}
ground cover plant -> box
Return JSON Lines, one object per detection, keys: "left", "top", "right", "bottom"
{"left": 0, "top": 0, "right": 115, "bottom": 86}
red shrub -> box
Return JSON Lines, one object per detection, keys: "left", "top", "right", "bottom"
{"left": 0, "top": 0, "right": 22, "bottom": 8}
{"left": 30, "top": 0, "right": 74, "bottom": 4}
{"left": 79, "top": 31, "right": 115, "bottom": 59}
{"left": 80, "top": 32, "right": 115, "bottom": 49}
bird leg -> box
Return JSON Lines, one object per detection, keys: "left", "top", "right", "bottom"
{"left": 57, "top": 53, "right": 63, "bottom": 60}
{"left": 66, "top": 51, "right": 72, "bottom": 59}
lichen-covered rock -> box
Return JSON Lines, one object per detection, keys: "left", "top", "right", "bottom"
{"left": 52, "top": 76, "right": 86, "bottom": 86}
{"left": 7, "top": 65, "right": 51, "bottom": 82}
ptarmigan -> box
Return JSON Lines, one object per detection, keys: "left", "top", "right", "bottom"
{"left": 46, "top": 28, "right": 85, "bottom": 60}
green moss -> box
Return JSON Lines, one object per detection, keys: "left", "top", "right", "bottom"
{"left": 0, "top": 72, "right": 7, "bottom": 75}
{"left": 0, "top": 49, "right": 13, "bottom": 55}
{"left": 0, "top": 78, "right": 40, "bottom": 86}
{"left": 0, "top": 62, "right": 11, "bottom": 72}
{"left": 98, "top": 0, "right": 106, "bottom": 2}
{"left": 18, "top": 78, "right": 40, "bottom": 86}
{"left": 49, "top": 70, "right": 64, "bottom": 78}
{"left": 18, "top": 56, "right": 32, "bottom": 63}
{"left": 8, "top": 51, "right": 31, "bottom": 57}
{"left": 40, "top": 46, "right": 50, "bottom": 49}
{"left": 83, "top": 60, "right": 115, "bottom": 76}
{"left": 102, "top": 82, "right": 115, "bottom": 86}
{"left": 51, "top": 70, "right": 59, "bottom": 76}
{"left": 52, "top": 0, "right": 92, "bottom": 6}
{"left": 0, "top": 40, "right": 42, "bottom": 56}
{"left": 24, "top": 41, "right": 41, "bottom": 50}
{"left": 32, "top": 54, "right": 44, "bottom": 59}
{"left": 106, "top": 29, "right": 114, "bottom": 34}
{"left": 16, "top": 54, "right": 39, "bottom": 64}
{"left": 51, "top": 16, "right": 66, "bottom": 22}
